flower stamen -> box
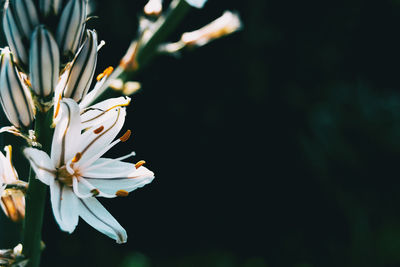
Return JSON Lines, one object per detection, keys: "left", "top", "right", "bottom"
{"left": 135, "top": 160, "right": 146, "bottom": 169}
{"left": 93, "top": 125, "right": 104, "bottom": 134}
{"left": 96, "top": 66, "right": 113, "bottom": 81}
{"left": 119, "top": 130, "right": 131, "bottom": 142}
{"left": 115, "top": 190, "right": 129, "bottom": 197}
{"left": 72, "top": 152, "right": 82, "bottom": 163}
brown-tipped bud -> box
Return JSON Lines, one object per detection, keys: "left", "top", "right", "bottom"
{"left": 1, "top": 188, "right": 25, "bottom": 222}
{"left": 181, "top": 11, "right": 242, "bottom": 47}
{"left": 144, "top": 0, "right": 162, "bottom": 17}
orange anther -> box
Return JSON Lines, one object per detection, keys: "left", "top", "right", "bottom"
{"left": 135, "top": 160, "right": 146, "bottom": 169}
{"left": 96, "top": 66, "right": 114, "bottom": 81}
{"left": 72, "top": 152, "right": 82, "bottom": 163}
{"left": 93, "top": 125, "right": 104, "bottom": 134}
{"left": 119, "top": 130, "right": 131, "bottom": 142}
{"left": 116, "top": 190, "right": 129, "bottom": 197}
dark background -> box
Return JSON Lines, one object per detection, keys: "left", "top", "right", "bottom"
{"left": 3, "top": 0, "right": 400, "bottom": 266}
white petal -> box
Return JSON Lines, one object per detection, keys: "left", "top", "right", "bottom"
{"left": 80, "top": 96, "right": 131, "bottom": 130}
{"left": 50, "top": 180, "right": 79, "bottom": 233}
{"left": 0, "top": 184, "right": 5, "bottom": 196}
{"left": 51, "top": 98, "right": 81, "bottom": 168}
{"left": 23, "top": 148, "right": 55, "bottom": 185}
{"left": 78, "top": 197, "right": 127, "bottom": 243}
{"left": 81, "top": 159, "right": 154, "bottom": 196}
{"left": 0, "top": 146, "right": 18, "bottom": 184}
{"left": 185, "top": 0, "right": 207, "bottom": 8}
{"left": 77, "top": 107, "right": 126, "bottom": 167}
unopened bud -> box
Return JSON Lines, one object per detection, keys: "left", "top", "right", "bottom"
{"left": 40, "top": 0, "right": 63, "bottom": 17}
{"left": 56, "top": 0, "right": 87, "bottom": 59}
{"left": 122, "top": 81, "right": 141, "bottom": 96}
{"left": 119, "top": 41, "right": 139, "bottom": 72}
{"left": 0, "top": 48, "right": 35, "bottom": 129}
{"left": 181, "top": 11, "right": 242, "bottom": 47}
{"left": 144, "top": 0, "right": 162, "bottom": 17}
{"left": 2, "top": 0, "right": 40, "bottom": 68}
{"left": 29, "top": 25, "right": 60, "bottom": 98}
{"left": 63, "top": 30, "right": 98, "bottom": 102}
{"left": 1, "top": 189, "right": 25, "bottom": 222}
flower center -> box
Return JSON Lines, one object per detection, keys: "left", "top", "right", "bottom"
{"left": 56, "top": 166, "right": 75, "bottom": 187}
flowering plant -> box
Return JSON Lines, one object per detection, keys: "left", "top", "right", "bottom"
{"left": 0, "top": 0, "right": 241, "bottom": 266}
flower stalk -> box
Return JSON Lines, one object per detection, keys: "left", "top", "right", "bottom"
{"left": 22, "top": 109, "right": 53, "bottom": 267}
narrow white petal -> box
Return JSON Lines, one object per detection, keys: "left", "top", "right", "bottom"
{"left": 59, "top": 185, "right": 79, "bottom": 232}
{"left": 80, "top": 96, "right": 131, "bottom": 130}
{"left": 82, "top": 160, "right": 155, "bottom": 197}
{"left": 51, "top": 98, "right": 81, "bottom": 168}
{"left": 77, "top": 107, "right": 126, "bottom": 167}
{"left": 185, "top": 0, "right": 207, "bottom": 9}
{"left": 78, "top": 197, "right": 127, "bottom": 243}
{"left": 23, "top": 148, "right": 55, "bottom": 185}
{"left": 50, "top": 180, "right": 78, "bottom": 233}
{"left": 1, "top": 146, "right": 18, "bottom": 183}
{"left": 0, "top": 184, "right": 5, "bottom": 196}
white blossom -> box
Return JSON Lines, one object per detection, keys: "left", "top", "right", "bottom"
{"left": 24, "top": 98, "right": 154, "bottom": 243}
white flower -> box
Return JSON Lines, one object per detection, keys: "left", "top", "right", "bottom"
{"left": 0, "top": 145, "right": 26, "bottom": 222}
{"left": 24, "top": 98, "right": 154, "bottom": 243}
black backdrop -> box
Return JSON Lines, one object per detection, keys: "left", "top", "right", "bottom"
{"left": 3, "top": 0, "right": 400, "bottom": 266}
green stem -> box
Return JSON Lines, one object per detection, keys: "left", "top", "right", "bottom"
{"left": 23, "top": 110, "right": 54, "bottom": 267}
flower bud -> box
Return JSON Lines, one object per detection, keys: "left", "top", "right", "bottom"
{"left": 40, "top": 0, "right": 63, "bottom": 17}
{"left": 0, "top": 48, "right": 35, "bottom": 129}
{"left": 2, "top": 0, "right": 40, "bottom": 68}
{"left": 62, "top": 30, "right": 98, "bottom": 102}
{"left": 1, "top": 189, "right": 25, "bottom": 222}
{"left": 56, "top": 0, "right": 87, "bottom": 59}
{"left": 29, "top": 25, "right": 60, "bottom": 98}
{"left": 181, "top": 11, "right": 242, "bottom": 47}
{"left": 144, "top": 0, "right": 162, "bottom": 17}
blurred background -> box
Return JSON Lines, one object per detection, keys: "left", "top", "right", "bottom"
{"left": 3, "top": 0, "right": 400, "bottom": 266}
